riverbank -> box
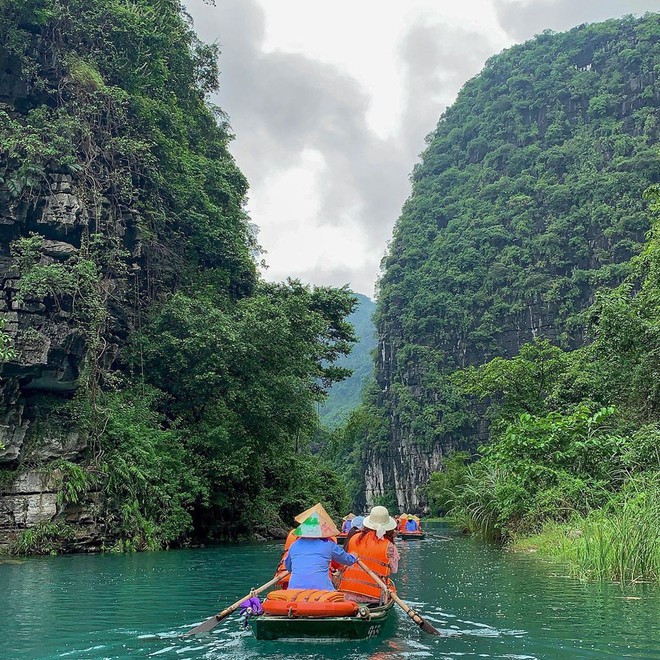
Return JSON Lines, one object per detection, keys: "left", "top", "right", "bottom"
{"left": 510, "top": 512, "right": 660, "bottom": 585}
{"left": 434, "top": 487, "right": 660, "bottom": 585}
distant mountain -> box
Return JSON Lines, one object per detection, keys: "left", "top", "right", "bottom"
{"left": 319, "top": 293, "right": 376, "bottom": 427}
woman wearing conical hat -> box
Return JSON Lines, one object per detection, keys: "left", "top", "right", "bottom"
{"left": 276, "top": 503, "right": 331, "bottom": 587}
{"left": 285, "top": 504, "right": 358, "bottom": 590}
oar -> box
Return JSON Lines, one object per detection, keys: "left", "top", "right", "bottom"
{"left": 356, "top": 559, "right": 440, "bottom": 635}
{"left": 183, "top": 571, "right": 289, "bottom": 636}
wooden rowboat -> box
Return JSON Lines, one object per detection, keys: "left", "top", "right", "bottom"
{"left": 399, "top": 531, "right": 426, "bottom": 540}
{"left": 249, "top": 594, "right": 395, "bottom": 640}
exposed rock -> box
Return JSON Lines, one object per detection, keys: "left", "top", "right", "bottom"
{"left": 0, "top": 492, "right": 58, "bottom": 527}
{"left": 41, "top": 239, "right": 78, "bottom": 260}
{"left": 0, "top": 163, "right": 139, "bottom": 552}
{"left": 5, "top": 469, "right": 60, "bottom": 494}
{"left": 21, "top": 431, "right": 86, "bottom": 463}
{"left": 254, "top": 524, "right": 290, "bottom": 540}
{"left": 38, "top": 188, "right": 87, "bottom": 233}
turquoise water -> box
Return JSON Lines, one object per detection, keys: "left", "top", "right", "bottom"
{"left": 1, "top": 523, "right": 658, "bottom": 659}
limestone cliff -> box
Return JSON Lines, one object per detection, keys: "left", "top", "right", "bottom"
{"left": 363, "top": 15, "right": 660, "bottom": 511}
{"left": 0, "top": 1, "right": 254, "bottom": 551}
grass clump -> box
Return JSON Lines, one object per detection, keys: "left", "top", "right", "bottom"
{"left": 512, "top": 474, "right": 660, "bottom": 584}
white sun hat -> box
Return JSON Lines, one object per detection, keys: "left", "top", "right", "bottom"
{"left": 362, "top": 505, "right": 397, "bottom": 539}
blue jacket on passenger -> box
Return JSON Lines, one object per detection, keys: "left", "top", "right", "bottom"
{"left": 405, "top": 519, "right": 418, "bottom": 531}
{"left": 285, "top": 538, "right": 357, "bottom": 590}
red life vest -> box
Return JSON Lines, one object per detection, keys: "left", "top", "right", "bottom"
{"left": 339, "top": 530, "right": 391, "bottom": 600}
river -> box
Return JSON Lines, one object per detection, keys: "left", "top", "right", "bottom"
{"left": 1, "top": 523, "right": 658, "bottom": 659}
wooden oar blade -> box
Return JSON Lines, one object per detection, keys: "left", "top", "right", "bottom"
{"left": 183, "top": 614, "right": 223, "bottom": 637}
{"left": 183, "top": 571, "right": 289, "bottom": 638}
{"left": 418, "top": 617, "right": 441, "bottom": 635}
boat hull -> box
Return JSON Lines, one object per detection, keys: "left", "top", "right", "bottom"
{"left": 250, "top": 601, "right": 394, "bottom": 640}
{"left": 399, "top": 532, "right": 426, "bottom": 540}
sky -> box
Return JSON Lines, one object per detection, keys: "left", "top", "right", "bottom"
{"left": 185, "top": 0, "right": 659, "bottom": 298}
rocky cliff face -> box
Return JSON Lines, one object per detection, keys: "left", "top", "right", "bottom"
{"left": 0, "top": 41, "right": 144, "bottom": 548}
{"left": 363, "top": 15, "right": 660, "bottom": 511}
{"left": 0, "top": 164, "right": 142, "bottom": 549}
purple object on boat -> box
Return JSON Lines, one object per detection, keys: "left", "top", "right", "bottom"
{"left": 239, "top": 595, "right": 263, "bottom": 615}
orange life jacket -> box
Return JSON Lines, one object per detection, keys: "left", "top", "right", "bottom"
{"left": 339, "top": 530, "right": 391, "bottom": 601}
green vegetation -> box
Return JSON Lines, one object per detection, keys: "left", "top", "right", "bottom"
{"left": 10, "top": 521, "right": 76, "bottom": 556}
{"left": 428, "top": 186, "right": 660, "bottom": 582}
{"left": 0, "top": 0, "right": 356, "bottom": 551}
{"left": 365, "top": 13, "right": 660, "bottom": 460}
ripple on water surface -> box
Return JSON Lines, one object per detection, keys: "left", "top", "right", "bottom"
{"left": 0, "top": 524, "right": 659, "bottom": 659}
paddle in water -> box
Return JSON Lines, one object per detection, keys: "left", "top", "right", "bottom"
{"left": 356, "top": 559, "right": 441, "bottom": 635}
{"left": 183, "top": 571, "right": 289, "bottom": 636}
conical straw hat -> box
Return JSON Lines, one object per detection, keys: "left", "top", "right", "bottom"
{"left": 294, "top": 502, "right": 324, "bottom": 524}
{"left": 293, "top": 504, "right": 340, "bottom": 538}
{"left": 342, "top": 513, "right": 356, "bottom": 521}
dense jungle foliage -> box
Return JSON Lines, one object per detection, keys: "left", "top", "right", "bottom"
{"left": 0, "top": 0, "right": 355, "bottom": 551}
{"left": 352, "top": 15, "right": 660, "bottom": 509}
{"left": 429, "top": 186, "right": 660, "bottom": 582}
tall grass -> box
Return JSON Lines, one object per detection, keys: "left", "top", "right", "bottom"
{"left": 447, "top": 463, "right": 502, "bottom": 541}
{"left": 513, "top": 474, "right": 660, "bottom": 584}
{"left": 576, "top": 475, "right": 660, "bottom": 583}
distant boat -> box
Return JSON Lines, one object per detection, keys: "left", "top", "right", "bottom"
{"left": 399, "top": 531, "right": 426, "bottom": 540}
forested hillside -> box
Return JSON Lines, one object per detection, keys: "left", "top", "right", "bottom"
{"left": 356, "top": 14, "right": 660, "bottom": 510}
{"left": 0, "top": 0, "right": 355, "bottom": 553}
{"left": 319, "top": 293, "right": 376, "bottom": 428}
{"left": 427, "top": 186, "right": 660, "bottom": 583}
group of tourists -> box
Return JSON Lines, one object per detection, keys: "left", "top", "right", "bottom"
{"left": 277, "top": 503, "right": 399, "bottom": 603}
{"left": 396, "top": 513, "right": 422, "bottom": 532}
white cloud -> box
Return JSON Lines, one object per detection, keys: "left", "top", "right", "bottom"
{"left": 184, "top": 0, "right": 656, "bottom": 296}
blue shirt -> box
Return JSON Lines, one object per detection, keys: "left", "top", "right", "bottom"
{"left": 285, "top": 538, "right": 357, "bottom": 590}
{"left": 405, "top": 519, "right": 418, "bottom": 531}
{"left": 341, "top": 520, "right": 352, "bottom": 533}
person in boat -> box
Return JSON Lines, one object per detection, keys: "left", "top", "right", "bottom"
{"left": 341, "top": 513, "right": 356, "bottom": 533}
{"left": 405, "top": 516, "right": 419, "bottom": 532}
{"left": 339, "top": 505, "right": 400, "bottom": 603}
{"left": 276, "top": 502, "right": 328, "bottom": 587}
{"left": 285, "top": 506, "right": 357, "bottom": 590}
{"left": 342, "top": 514, "right": 365, "bottom": 548}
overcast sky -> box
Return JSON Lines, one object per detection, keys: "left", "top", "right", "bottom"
{"left": 185, "top": 0, "right": 659, "bottom": 298}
